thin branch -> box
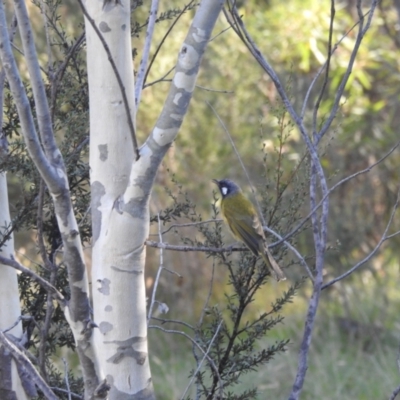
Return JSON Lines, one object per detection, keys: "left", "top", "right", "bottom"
{"left": 148, "top": 325, "right": 223, "bottom": 390}
{"left": 150, "top": 317, "right": 194, "bottom": 330}
{"left": 180, "top": 321, "right": 224, "bottom": 400}
{"left": 0, "top": 2, "right": 57, "bottom": 186}
{"left": 206, "top": 101, "right": 266, "bottom": 225}
{"left": 263, "top": 226, "right": 314, "bottom": 280}
{"left": 37, "top": 180, "right": 53, "bottom": 271}
{"left": 390, "top": 384, "right": 400, "bottom": 400}
{"left": 155, "top": 219, "right": 222, "bottom": 236}
{"left": 76, "top": 0, "right": 139, "bottom": 160}
{"left": 50, "top": 387, "right": 82, "bottom": 400}
{"left": 50, "top": 32, "right": 86, "bottom": 122}
{"left": 38, "top": 0, "right": 53, "bottom": 76}
{"left": 311, "top": 0, "right": 335, "bottom": 136}
{"left": 196, "top": 85, "right": 233, "bottom": 93}
{"left": 322, "top": 186, "right": 400, "bottom": 290}
{"left": 147, "top": 214, "right": 165, "bottom": 323}
{"left": 13, "top": 0, "right": 59, "bottom": 164}
{"left": 300, "top": 9, "right": 371, "bottom": 119}
{"left": 146, "top": 240, "right": 246, "bottom": 253}
{"left": 143, "top": 0, "right": 196, "bottom": 91}
{"left": 0, "top": 255, "right": 65, "bottom": 304}
{"left": 144, "top": 65, "right": 175, "bottom": 88}
{"left": 271, "top": 140, "right": 400, "bottom": 247}
{"left": 0, "top": 330, "right": 58, "bottom": 400}
{"left": 135, "top": 0, "right": 159, "bottom": 106}
{"left": 62, "top": 358, "right": 72, "bottom": 400}
{"left": 3, "top": 315, "right": 35, "bottom": 335}
{"left": 317, "top": 0, "right": 379, "bottom": 142}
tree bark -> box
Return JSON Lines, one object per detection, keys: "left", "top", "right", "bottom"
{"left": 86, "top": 0, "right": 224, "bottom": 398}
{"left": 0, "top": 172, "right": 28, "bottom": 400}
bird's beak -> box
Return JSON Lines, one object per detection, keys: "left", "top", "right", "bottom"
{"left": 211, "top": 179, "right": 219, "bottom": 186}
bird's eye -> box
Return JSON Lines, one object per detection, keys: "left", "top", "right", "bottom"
{"left": 221, "top": 187, "right": 228, "bottom": 196}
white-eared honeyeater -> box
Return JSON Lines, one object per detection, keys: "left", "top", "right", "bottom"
{"left": 212, "top": 179, "right": 286, "bottom": 281}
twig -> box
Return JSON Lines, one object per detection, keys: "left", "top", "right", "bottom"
{"left": 389, "top": 384, "right": 400, "bottom": 400}
{"left": 300, "top": 9, "right": 371, "bottom": 119}
{"left": 3, "top": 315, "right": 34, "bottom": 334}
{"left": 0, "top": 330, "right": 58, "bottom": 400}
{"left": 317, "top": 0, "right": 378, "bottom": 142}
{"left": 263, "top": 226, "right": 313, "bottom": 280}
{"left": 49, "top": 387, "right": 82, "bottom": 400}
{"left": 38, "top": 0, "right": 53, "bottom": 76}
{"left": 147, "top": 213, "right": 165, "bottom": 323}
{"left": 144, "top": 66, "right": 175, "bottom": 88}
{"left": 311, "top": 0, "right": 335, "bottom": 136}
{"left": 322, "top": 186, "right": 400, "bottom": 290}
{"left": 196, "top": 85, "right": 233, "bottom": 93}
{"left": 62, "top": 358, "right": 72, "bottom": 400}
{"left": 180, "top": 321, "right": 224, "bottom": 400}
{"left": 37, "top": 180, "right": 53, "bottom": 270}
{"left": 0, "top": 255, "right": 65, "bottom": 304}
{"left": 150, "top": 317, "right": 194, "bottom": 330}
{"left": 143, "top": 0, "right": 196, "bottom": 90}
{"left": 271, "top": 140, "right": 400, "bottom": 246}
{"left": 148, "top": 325, "right": 223, "bottom": 391}
{"left": 154, "top": 218, "right": 222, "bottom": 236}
{"left": 135, "top": 0, "right": 159, "bottom": 106}
{"left": 50, "top": 32, "right": 85, "bottom": 122}
{"left": 194, "top": 257, "right": 217, "bottom": 400}
{"left": 206, "top": 101, "right": 266, "bottom": 225}
{"left": 146, "top": 240, "right": 246, "bottom": 253}
{"left": 76, "top": 0, "right": 139, "bottom": 160}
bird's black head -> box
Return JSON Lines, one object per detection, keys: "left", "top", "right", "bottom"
{"left": 212, "top": 179, "right": 241, "bottom": 198}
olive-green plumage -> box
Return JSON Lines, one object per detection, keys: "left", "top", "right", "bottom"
{"left": 212, "top": 179, "right": 286, "bottom": 281}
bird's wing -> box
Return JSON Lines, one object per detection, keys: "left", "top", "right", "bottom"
{"left": 223, "top": 206, "right": 262, "bottom": 255}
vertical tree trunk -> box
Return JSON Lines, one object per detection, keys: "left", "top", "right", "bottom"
{"left": 84, "top": 1, "right": 154, "bottom": 398}
{"left": 0, "top": 172, "right": 28, "bottom": 400}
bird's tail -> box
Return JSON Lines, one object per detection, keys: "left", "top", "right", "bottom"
{"left": 260, "top": 247, "right": 286, "bottom": 281}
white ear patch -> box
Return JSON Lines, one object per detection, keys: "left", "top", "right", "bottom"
{"left": 221, "top": 186, "right": 228, "bottom": 196}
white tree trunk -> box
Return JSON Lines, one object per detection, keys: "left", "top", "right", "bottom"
{"left": 85, "top": 0, "right": 224, "bottom": 397}
{"left": 84, "top": 1, "right": 153, "bottom": 398}
{"left": 0, "top": 172, "right": 28, "bottom": 400}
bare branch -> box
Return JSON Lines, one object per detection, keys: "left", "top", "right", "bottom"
{"left": 62, "top": 358, "right": 72, "bottom": 400}
{"left": 0, "top": 3, "right": 58, "bottom": 187}
{"left": 300, "top": 9, "right": 371, "bottom": 119}
{"left": 322, "top": 186, "right": 400, "bottom": 290}
{"left": 149, "top": 325, "right": 223, "bottom": 391}
{"left": 0, "top": 255, "right": 65, "bottom": 304}
{"left": 311, "top": 0, "right": 335, "bottom": 136}
{"left": 0, "top": 330, "right": 58, "bottom": 400}
{"left": 38, "top": 0, "right": 53, "bottom": 75}
{"left": 147, "top": 214, "right": 165, "bottom": 323}
{"left": 317, "top": 0, "right": 379, "bottom": 141}
{"left": 50, "top": 32, "right": 85, "bottom": 121}
{"left": 389, "top": 384, "right": 400, "bottom": 400}
{"left": 151, "top": 218, "right": 222, "bottom": 236}
{"left": 13, "top": 0, "right": 59, "bottom": 164}
{"left": 143, "top": 0, "right": 196, "bottom": 91}
{"left": 50, "top": 387, "right": 82, "bottom": 400}
{"left": 272, "top": 140, "right": 400, "bottom": 247}
{"left": 144, "top": 65, "right": 175, "bottom": 88}
{"left": 180, "top": 321, "right": 224, "bottom": 399}
{"left": 263, "top": 226, "right": 314, "bottom": 281}
{"left": 146, "top": 240, "right": 246, "bottom": 253}
{"left": 135, "top": 0, "right": 159, "bottom": 106}
{"left": 206, "top": 101, "right": 266, "bottom": 225}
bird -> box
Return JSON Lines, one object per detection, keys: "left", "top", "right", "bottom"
{"left": 212, "top": 179, "right": 286, "bottom": 281}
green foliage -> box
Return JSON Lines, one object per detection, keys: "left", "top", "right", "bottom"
{"left": 2, "top": 0, "right": 400, "bottom": 398}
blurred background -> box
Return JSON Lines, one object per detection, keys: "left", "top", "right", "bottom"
{"left": 4, "top": 0, "right": 400, "bottom": 398}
